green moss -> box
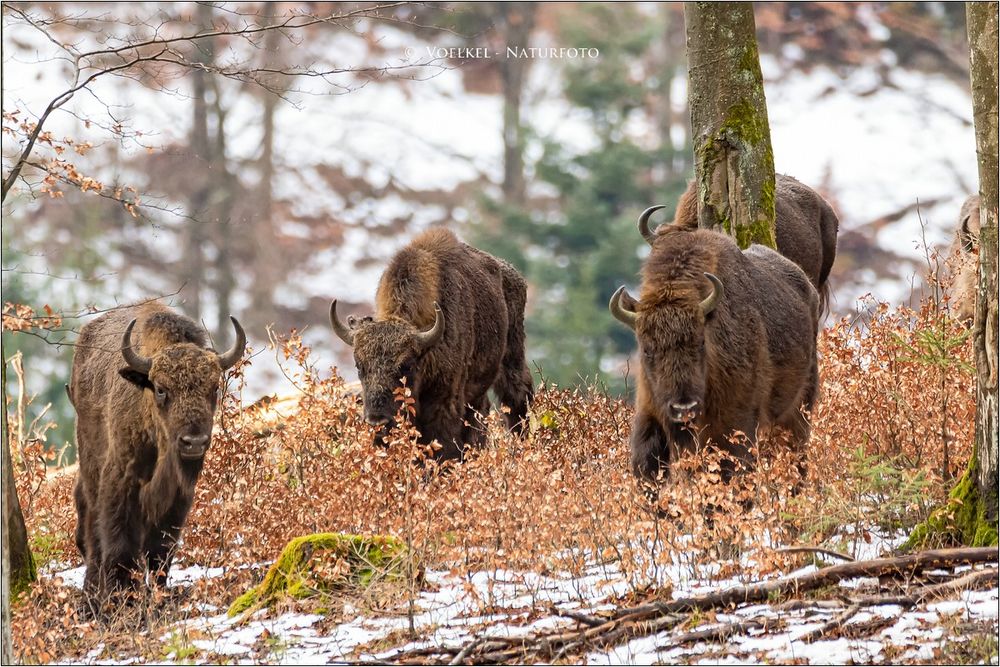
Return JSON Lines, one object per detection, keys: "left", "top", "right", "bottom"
{"left": 227, "top": 533, "right": 416, "bottom": 617}
{"left": 10, "top": 548, "right": 37, "bottom": 601}
{"left": 904, "top": 456, "right": 999, "bottom": 550}
{"left": 739, "top": 39, "right": 764, "bottom": 85}
{"left": 721, "top": 99, "right": 766, "bottom": 147}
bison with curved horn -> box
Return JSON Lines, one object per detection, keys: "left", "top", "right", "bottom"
{"left": 611, "top": 221, "right": 820, "bottom": 483}
{"left": 639, "top": 174, "right": 839, "bottom": 314}
{"left": 70, "top": 302, "right": 246, "bottom": 609}
{"left": 330, "top": 228, "right": 533, "bottom": 461}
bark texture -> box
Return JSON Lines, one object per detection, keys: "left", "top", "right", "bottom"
{"left": 969, "top": 1, "right": 999, "bottom": 531}
{"left": 684, "top": 2, "right": 776, "bottom": 249}
{"left": 2, "top": 341, "right": 37, "bottom": 610}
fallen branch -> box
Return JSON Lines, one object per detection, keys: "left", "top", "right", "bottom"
{"left": 383, "top": 549, "right": 997, "bottom": 665}
{"left": 607, "top": 547, "right": 997, "bottom": 620}
{"left": 666, "top": 618, "right": 768, "bottom": 646}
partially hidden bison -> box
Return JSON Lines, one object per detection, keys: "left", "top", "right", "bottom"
{"left": 610, "top": 221, "right": 820, "bottom": 483}
{"left": 71, "top": 302, "right": 245, "bottom": 608}
{"left": 330, "top": 228, "right": 533, "bottom": 461}
{"left": 948, "top": 194, "right": 981, "bottom": 324}
{"left": 642, "top": 174, "right": 839, "bottom": 313}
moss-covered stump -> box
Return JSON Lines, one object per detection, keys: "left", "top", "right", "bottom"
{"left": 904, "top": 459, "right": 999, "bottom": 550}
{"left": 228, "top": 533, "right": 417, "bottom": 617}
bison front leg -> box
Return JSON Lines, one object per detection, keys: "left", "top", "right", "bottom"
{"left": 630, "top": 410, "right": 670, "bottom": 482}
{"left": 144, "top": 496, "right": 192, "bottom": 588}
{"left": 461, "top": 394, "right": 491, "bottom": 449}
{"left": 95, "top": 486, "right": 146, "bottom": 602}
{"left": 145, "top": 524, "right": 179, "bottom": 589}
{"left": 418, "top": 403, "right": 466, "bottom": 462}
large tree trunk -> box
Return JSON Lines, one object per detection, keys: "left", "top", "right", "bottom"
{"left": 2, "top": 341, "right": 36, "bottom": 646}
{"left": 906, "top": 3, "right": 999, "bottom": 550}
{"left": 969, "top": 1, "right": 999, "bottom": 533}
{"left": 684, "top": 2, "right": 776, "bottom": 249}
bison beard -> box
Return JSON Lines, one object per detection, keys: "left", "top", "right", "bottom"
{"left": 643, "top": 174, "right": 839, "bottom": 315}
{"left": 70, "top": 302, "right": 245, "bottom": 612}
{"left": 611, "top": 223, "right": 820, "bottom": 485}
{"left": 331, "top": 228, "right": 533, "bottom": 461}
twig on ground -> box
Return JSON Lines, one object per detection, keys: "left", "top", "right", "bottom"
{"left": 776, "top": 546, "right": 855, "bottom": 562}
{"left": 798, "top": 603, "right": 861, "bottom": 643}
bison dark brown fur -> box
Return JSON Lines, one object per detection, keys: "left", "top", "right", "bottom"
{"left": 331, "top": 228, "right": 533, "bottom": 461}
{"left": 70, "top": 302, "right": 245, "bottom": 607}
{"left": 611, "top": 224, "right": 820, "bottom": 482}
{"left": 647, "top": 174, "right": 839, "bottom": 313}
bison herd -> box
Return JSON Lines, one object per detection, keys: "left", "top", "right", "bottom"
{"left": 67, "top": 177, "right": 982, "bottom": 612}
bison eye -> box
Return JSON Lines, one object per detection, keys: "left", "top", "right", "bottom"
{"left": 154, "top": 385, "right": 168, "bottom": 405}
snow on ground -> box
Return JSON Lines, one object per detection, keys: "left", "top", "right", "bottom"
{"left": 47, "top": 533, "right": 999, "bottom": 665}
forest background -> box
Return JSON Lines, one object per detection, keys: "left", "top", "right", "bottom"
{"left": 1, "top": 1, "right": 978, "bottom": 463}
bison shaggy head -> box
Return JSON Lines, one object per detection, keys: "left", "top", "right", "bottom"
{"left": 610, "top": 273, "right": 723, "bottom": 424}
{"left": 330, "top": 301, "right": 444, "bottom": 429}
{"left": 118, "top": 317, "right": 245, "bottom": 460}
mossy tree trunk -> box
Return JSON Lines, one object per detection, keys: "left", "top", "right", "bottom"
{"left": 906, "top": 3, "right": 999, "bottom": 550}
{"left": 683, "top": 2, "right": 776, "bottom": 250}
{"left": 969, "top": 1, "right": 999, "bottom": 531}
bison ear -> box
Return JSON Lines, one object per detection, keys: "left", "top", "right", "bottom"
{"left": 119, "top": 367, "right": 154, "bottom": 391}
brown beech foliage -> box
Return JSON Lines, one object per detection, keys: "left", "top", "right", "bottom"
{"left": 10, "top": 293, "right": 975, "bottom": 661}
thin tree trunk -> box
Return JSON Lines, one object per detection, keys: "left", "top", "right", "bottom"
{"left": 181, "top": 2, "right": 215, "bottom": 321}
{"left": 1, "top": 341, "right": 11, "bottom": 665}
{"left": 498, "top": 3, "right": 535, "bottom": 207}
{"left": 684, "top": 2, "right": 776, "bottom": 249}
{"left": 657, "top": 5, "right": 689, "bottom": 182}
{"left": 209, "top": 77, "right": 236, "bottom": 349}
{"left": 1, "top": 341, "right": 35, "bottom": 637}
{"left": 250, "top": 11, "right": 283, "bottom": 329}
{"left": 969, "top": 1, "right": 999, "bottom": 529}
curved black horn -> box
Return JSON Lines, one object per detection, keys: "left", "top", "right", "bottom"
{"left": 638, "top": 205, "right": 667, "bottom": 246}
{"left": 329, "top": 300, "right": 355, "bottom": 347}
{"left": 121, "top": 319, "right": 153, "bottom": 374}
{"left": 609, "top": 286, "right": 639, "bottom": 330}
{"left": 217, "top": 316, "right": 247, "bottom": 370}
{"left": 414, "top": 302, "right": 444, "bottom": 350}
{"left": 700, "top": 273, "right": 724, "bottom": 316}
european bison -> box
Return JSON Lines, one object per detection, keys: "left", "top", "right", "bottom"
{"left": 610, "top": 221, "right": 820, "bottom": 482}
{"left": 948, "top": 194, "right": 981, "bottom": 324}
{"left": 641, "top": 174, "right": 839, "bottom": 313}
{"left": 330, "top": 228, "right": 533, "bottom": 461}
{"left": 71, "top": 302, "right": 245, "bottom": 607}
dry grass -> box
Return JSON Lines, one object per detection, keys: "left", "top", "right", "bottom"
{"left": 9, "top": 294, "right": 976, "bottom": 662}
